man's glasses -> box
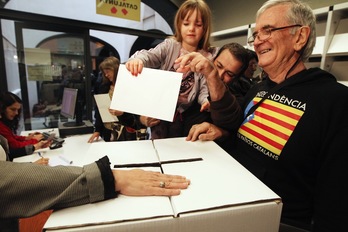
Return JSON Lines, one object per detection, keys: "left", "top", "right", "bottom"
{"left": 247, "top": 24, "right": 302, "bottom": 46}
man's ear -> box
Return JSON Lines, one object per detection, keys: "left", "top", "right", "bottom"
{"left": 294, "top": 26, "right": 310, "bottom": 51}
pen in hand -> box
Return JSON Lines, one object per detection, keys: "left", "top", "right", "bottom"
{"left": 38, "top": 152, "right": 43, "bottom": 158}
{"left": 36, "top": 152, "right": 49, "bottom": 165}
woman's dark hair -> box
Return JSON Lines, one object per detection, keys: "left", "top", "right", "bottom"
{"left": 0, "top": 91, "right": 23, "bottom": 132}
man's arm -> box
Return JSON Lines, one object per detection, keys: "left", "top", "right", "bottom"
{"left": 0, "top": 157, "right": 113, "bottom": 219}
{"left": 210, "top": 89, "right": 243, "bottom": 131}
{"left": 176, "top": 53, "right": 243, "bottom": 131}
{"left": 0, "top": 157, "right": 190, "bottom": 219}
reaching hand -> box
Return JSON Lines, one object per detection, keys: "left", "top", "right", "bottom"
{"left": 200, "top": 101, "right": 210, "bottom": 112}
{"left": 125, "top": 58, "right": 144, "bottom": 76}
{"left": 109, "top": 108, "right": 123, "bottom": 116}
{"left": 88, "top": 132, "right": 101, "bottom": 143}
{"left": 175, "top": 52, "right": 215, "bottom": 76}
{"left": 113, "top": 169, "right": 190, "bottom": 196}
{"left": 139, "top": 115, "right": 160, "bottom": 127}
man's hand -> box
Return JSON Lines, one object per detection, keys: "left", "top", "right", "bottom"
{"left": 113, "top": 169, "right": 190, "bottom": 196}
{"left": 186, "top": 122, "right": 226, "bottom": 141}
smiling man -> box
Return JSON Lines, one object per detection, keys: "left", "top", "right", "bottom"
{"left": 182, "top": 0, "right": 348, "bottom": 231}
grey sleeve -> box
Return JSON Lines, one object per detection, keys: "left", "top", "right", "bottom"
{"left": 128, "top": 38, "right": 179, "bottom": 70}
{"left": 0, "top": 161, "right": 106, "bottom": 219}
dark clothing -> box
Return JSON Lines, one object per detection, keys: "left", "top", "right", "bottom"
{"left": 150, "top": 99, "right": 212, "bottom": 139}
{"left": 210, "top": 89, "right": 243, "bottom": 132}
{"left": 215, "top": 68, "right": 348, "bottom": 231}
{"left": 228, "top": 75, "right": 253, "bottom": 106}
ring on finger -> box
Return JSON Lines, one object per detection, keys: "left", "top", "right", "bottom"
{"left": 159, "top": 181, "right": 165, "bottom": 188}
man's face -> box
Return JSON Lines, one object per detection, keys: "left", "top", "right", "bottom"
{"left": 253, "top": 5, "right": 297, "bottom": 76}
{"left": 213, "top": 49, "right": 243, "bottom": 84}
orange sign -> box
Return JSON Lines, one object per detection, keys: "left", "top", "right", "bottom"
{"left": 96, "top": 0, "right": 141, "bottom": 22}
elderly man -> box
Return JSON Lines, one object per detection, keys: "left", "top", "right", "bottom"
{"left": 177, "top": 0, "right": 348, "bottom": 231}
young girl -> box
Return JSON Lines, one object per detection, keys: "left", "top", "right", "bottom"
{"left": 126, "top": 0, "right": 216, "bottom": 139}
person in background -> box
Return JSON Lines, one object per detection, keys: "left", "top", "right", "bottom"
{"left": 227, "top": 48, "right": 258, "bottom": 106}
{"left": 213, "top": 43, "right": 250, "bottom": 106}
{"left": 180, "top": 0, "right": 348, "bottom": 231}
{"left": 244, "top": 49, "right": 259, "bottom": 85}
{"left": 88, "top": 56, "right": 138, "bottom": 143}
{"left": 125, "top": 0, "right": 217, "bottom": 139}
{"left": 0, "top": 92, "right": 51, "bottom": 161}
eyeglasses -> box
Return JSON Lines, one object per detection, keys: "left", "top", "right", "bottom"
{"left": 247, "top": 24, "right": 302, "bottom": 46}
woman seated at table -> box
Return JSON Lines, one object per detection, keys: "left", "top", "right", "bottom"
{"left": 0, "top": 91, "right": 51, "bottom": 161}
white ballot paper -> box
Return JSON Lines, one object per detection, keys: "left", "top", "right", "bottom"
{"left": 110, "top": 64, "right": 182, "bottom": 122}
{"left": 94, "top": 94, "right": 118, "bottom": 123}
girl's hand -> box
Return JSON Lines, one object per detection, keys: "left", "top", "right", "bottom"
{"left": 125, "top": 58, "right": 144, "bottom": 76}
{"left": 200, "top": 101, "right": 210, "bottom": 112}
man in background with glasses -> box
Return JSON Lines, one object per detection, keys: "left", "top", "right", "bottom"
{"left": 180, "top": 0, "right": 348, "bottom": 231}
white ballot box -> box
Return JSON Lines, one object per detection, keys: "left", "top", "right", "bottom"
{"left": 44, "top": 138, "right": 282, "bottom": 232}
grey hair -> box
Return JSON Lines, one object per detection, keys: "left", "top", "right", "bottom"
{"left": 256, "top": 0, "right": 316, "bottom": 62}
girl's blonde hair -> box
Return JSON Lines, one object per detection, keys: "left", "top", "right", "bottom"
{"left": 173, "top": 0, "right": 212, "bottom": 50}
{"left": 99, "top": 56, "right": 120, "bottom": 84}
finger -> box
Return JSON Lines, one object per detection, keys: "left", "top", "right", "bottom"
{"left": 151, "top": 188, "right": 181, "bottom": 196}
{"left": 187, "top": 125, "right": 201, "bottom": 141}
{"left": 197, "top": 133, "right": 212, "bottom": 141}
{"left": 136, "top": 62, "right": 143, "bottom": 75}
{"left": 174, "top": 56, "right": 183, "bottom": 64}
{"left": 127, "top": 62, "right": 136, "bottom": 76}
{"left": 178, "top": 53, "right": 193, "bottom": 68}
{"left": 151, "top": 180, "right": 188, "bottom": 193}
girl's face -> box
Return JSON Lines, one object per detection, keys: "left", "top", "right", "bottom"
{"left": 103, "top": 68, "right": 115, "bottom": 83}
{"left": 180, "top": 9, "right": 204, "bottom": 51}
{"left": 5, "top": 102, "right": 21, "bottom": 121}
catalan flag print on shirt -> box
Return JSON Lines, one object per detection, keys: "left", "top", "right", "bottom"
{"left": 238, "top": 97, "right": 304, "bottom": 159}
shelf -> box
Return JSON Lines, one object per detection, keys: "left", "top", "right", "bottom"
{"left": 327, "top": 33, "right": 348, "bottom": 56}
{"left": 211, "top": 25, "right": 249, "bottom": 38}
{"left": 312, "top": 36, "right": 325, "bottom": 56}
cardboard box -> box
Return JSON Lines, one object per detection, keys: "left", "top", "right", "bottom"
{"left": 44, "top": 138, "right": 282, "bottom": 232}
